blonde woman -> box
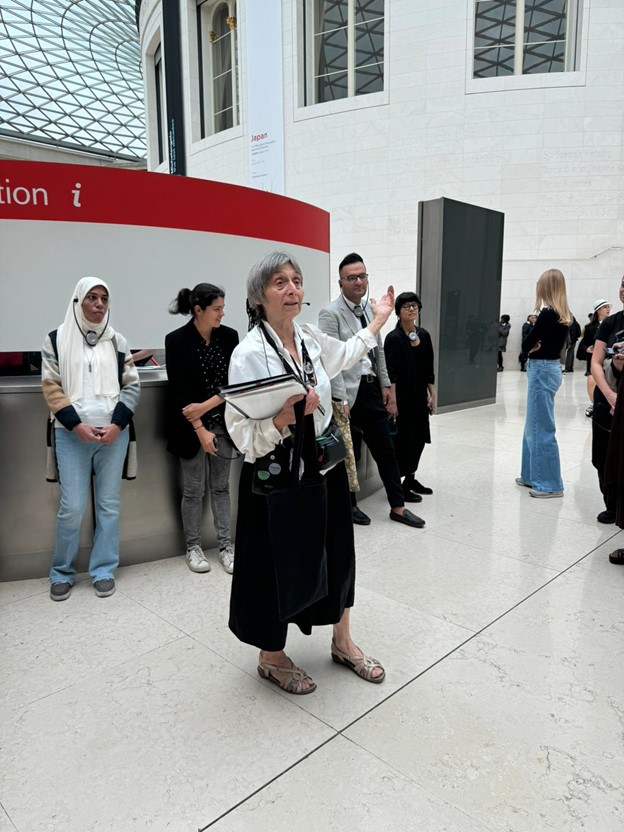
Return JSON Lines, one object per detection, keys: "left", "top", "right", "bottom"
{"left": 516, "top": 269, "right": 571, "bottom": 498}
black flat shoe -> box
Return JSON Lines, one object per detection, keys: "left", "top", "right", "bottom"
{"left": 597, "top": 510, "right": 615, "bottom": 524}
{"left": 352, "top": 506, "right": 371, "bottom": 526}
{"left": 409, "top": 479, "right": 433, "bottom": 496}
{"left": 402, "top": 487, "right": 422, "bottom": 503}
{"left": 390, "top": 509, "right": 425, "bottom": 528}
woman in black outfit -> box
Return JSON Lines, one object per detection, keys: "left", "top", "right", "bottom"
{"left": 590, "top": 278, "right": 624, "bottom": 523}
{"left": 577, "top": 299, "right": 611, "bottom": 416}
{"left": 384, "top": 292, "right": 435, "bottom": 499}
{"left": 165, "top": 284, "right": 239, "bottom": 574}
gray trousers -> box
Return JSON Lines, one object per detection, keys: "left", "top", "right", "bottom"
{"left": 179, "top": 443, "right": 232, "bottom": 550}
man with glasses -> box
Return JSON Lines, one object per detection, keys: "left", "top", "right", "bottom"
{"left": 318, "top": 253, "right": 425, "bottom": 529}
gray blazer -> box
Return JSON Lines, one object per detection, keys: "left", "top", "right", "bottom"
{"left": 318, "top": 296, "right": 390, "bottom": 407}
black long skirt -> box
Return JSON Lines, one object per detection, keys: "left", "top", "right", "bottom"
{"left": 229, "top": 460, "right": 356, "bottom": 651}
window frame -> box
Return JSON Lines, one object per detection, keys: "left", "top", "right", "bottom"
{"left": 153, "top": 44, "right": 166, "bottom": 166}
{"left": 196, "top": 0, "right": 239, "bottom": 138}
{"left": 471, "top": 0, "right": 581, "bottom": 80}
{"left": 302, "top": 0, "right": 385, "bottom": 107}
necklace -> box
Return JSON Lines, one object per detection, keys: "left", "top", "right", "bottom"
{"left": 83, "top": 343, "right": 94, "bottom": 373}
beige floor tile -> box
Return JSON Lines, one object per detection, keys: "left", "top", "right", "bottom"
{"left": 345, "top": 568, "right": 624, "bottom": 831}
{"left": 209, "top": 736, "right": 490, "bottom": 832}
{"left": 1, "top": 638, "right": 334, "bottom": 832}
{"left": 2, "top": 583, "right": 184, "bottom": 714}
{"left": 0, "top": 577, "right": 48, "bottom": 608}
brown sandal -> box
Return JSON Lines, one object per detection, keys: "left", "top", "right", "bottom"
{"left": 609, "top": 548, "right": 624, "bottom": 565}
{"left": 331, "top": 639, "right": 386, "bottom": 684}
{"left": 257, "top": 657, "right": 317, "bottom": 695}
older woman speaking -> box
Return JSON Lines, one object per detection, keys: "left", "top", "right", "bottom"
{"left": 225, "top": 252, "right": 394, "bottom": 694}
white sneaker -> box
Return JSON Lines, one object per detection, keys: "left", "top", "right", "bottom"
{"left": 185, "top": 545, "right": 211, "bottom": 572}
{"left": 219, "top": 545, "right": 235, "bottom": 574}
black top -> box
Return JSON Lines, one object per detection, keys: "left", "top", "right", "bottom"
{"left": 165, "top": 320, "right": 239, "bottom": 459}
{"left": 596, "top": 310, "right": 624, "bottom": 348}
{"left": 521, "top": 308, "right": 569, "bottom": 359}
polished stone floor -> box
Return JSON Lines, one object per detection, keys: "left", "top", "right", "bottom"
{"left": 2, "top": 370, "right": 623, "bottom": 832}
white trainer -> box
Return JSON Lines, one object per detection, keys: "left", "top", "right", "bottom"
{"left": 185, "top": 545, "right": 211, "bottom": 572}
{"left": 219, "top": 545, "right": 235, "bottom": 574}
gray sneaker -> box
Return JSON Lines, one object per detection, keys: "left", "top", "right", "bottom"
{"left": 186, "top": 545, "right": 211, "bottom": 573}
{"left": 50, "top": 582, "right": 72, "bottom": 601}
{"left": 219, "top": 545, "right": 235, "bottom": 574}
{"left": 93, "top": 578, "right": 115, "bottom": 597}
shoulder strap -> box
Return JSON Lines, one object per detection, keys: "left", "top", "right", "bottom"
{"left": 49, "top": 329, "right": 58, "bottom": 360}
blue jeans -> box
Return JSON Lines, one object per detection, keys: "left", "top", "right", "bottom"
{"left": 50, "top": 427, "right": 129, "bottom": 585}
{"left": 521, "top": 359, "right": 563, "bottom": 493}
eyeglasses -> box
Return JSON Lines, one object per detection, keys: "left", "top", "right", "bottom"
{"left": 401, "top": 303, "right": 419, "bottom": 311}
{"left": 342, "top": 273, "right": 369, "bottom": 283}
{"left": 85, "top": 293, "right": 109, "bottom": 305}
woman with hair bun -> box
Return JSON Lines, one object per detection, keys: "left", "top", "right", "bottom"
{"left": 165, "top": 283, "right": 239, "bottom": 574}
{"left": 516, "top": 268, "right": 571, "bottom": 498}
{"left": 383, "top": 291, "right": 435, "bottom": 500}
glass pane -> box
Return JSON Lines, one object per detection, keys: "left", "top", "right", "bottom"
{"left": 523, "top": 39, "right": 565, "bottom": 73}
{"left": 215, "top": 107, "right": 233, "bottom": 133}
{"left": 355, "top": 63, "right": 383, "bottom": 95}
{"left": 213, "top": 69, "right": 233, "bottom": 114}
{"left": 355, "top": 18, "right": 384, "bottom": 67}
{"left": 212, "top": 34, "right": 231, "bottom": 75}
{"left": 213, "top": 3, "right": 229, "bottom": 38}
{"left": 355, "top": 0, "right": 384, "bottom": 24}
{"left": 474, "top": 0, "right": 516, "bottom": 48}
{"left": 524, "top": 0, "right": 566, "bottom": 43}
{"left": 473, "top": 46, "right": 515, "bottom": 77}
{"left": 316, "top": 0, "right": 348, "bottom": 33}
{"left": 315, "top": 28, "right": 348, "bottom": 75}
{"left": 316, "top": 71, "right": 348, "bottom": 102}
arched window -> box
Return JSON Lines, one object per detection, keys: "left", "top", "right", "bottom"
{"left": 197, "top": 0, "right": 239, "bottom": 136}
{"left": 304, "top": 0, "right": 384, "bottom": 105}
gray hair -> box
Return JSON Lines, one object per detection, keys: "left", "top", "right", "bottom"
{"left": 247, "top": 251, "right": 303, "bottom": 321}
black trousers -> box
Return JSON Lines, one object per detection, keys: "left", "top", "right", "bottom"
{"left": 592, "top": 389, "right": 616, "bottom": 511}
{"left": 350, "top": 377, "right": 404, "bottom": 509}
{"left": 564, "top": 343, "right": 576, "bottom": 372}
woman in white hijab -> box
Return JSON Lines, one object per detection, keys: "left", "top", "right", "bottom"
{"left": 41, "top": 277, "right": 140, "bottom": 601}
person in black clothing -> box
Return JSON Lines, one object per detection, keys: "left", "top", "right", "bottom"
{"left": 497, "top": 315, "right": 511, "bottom": 371}
{"left": 383, "top": 292, "right": 435, "bottom": 498}
{"left": 519, "top": 314, "right": 537, "bottom": 371}
{"left": 516, "top": 269, "right": 571, "bottom": 498}
{"left": 577, "top": 299, "right": 611, "bottom": 414}
{"left": 165, "top": 284, "right": 239, "bottom": 574}
{"left": 590, "top": 278, "right": 624, "bottom": 523}
{"left": 562, "top": 315, "right": 582, "bottom": 373}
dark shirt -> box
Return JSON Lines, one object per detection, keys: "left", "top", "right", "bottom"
{"left": 521, "top": 308, "right": 569, "bottom": 359}
{"left": 596, "top": 310, "right": 624, "bottom": 348}
{"left": 165, "top": 320, "right": 239, "bottom": 458}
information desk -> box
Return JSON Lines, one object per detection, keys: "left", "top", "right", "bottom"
{"left": 0, "top": 371, "right": 381, "bottom": 581}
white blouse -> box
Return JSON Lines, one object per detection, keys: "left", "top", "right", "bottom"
{"left": 225, "top": 320, "right": 377, "bottom": 462}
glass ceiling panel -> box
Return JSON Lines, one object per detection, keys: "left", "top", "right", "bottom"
{"left": 0, "top": 0, "right": 145, "bottom": 160}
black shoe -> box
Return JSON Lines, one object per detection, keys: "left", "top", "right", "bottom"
{"left": 497, "top": 367, "right": 503, "bottom": 372}
{"left": 409, "top": 479, "right": 433, "bottom": 496}
{"left": 94, "top": 578, "right": 115, "bottom": 597}
{"left": 50, "top": 582, "right": 72, "bottom": 602}
{"left": 597, "top": 510, "right": 615, "bottom": 524}
{"left": 402, "top": 486, "right": 422, "bottom": 503}
{"left": 352, "top": 506, "right": 371, "bottom": 526}
{"left": 390, "top": 509, "right": 425, "bottom": 528}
